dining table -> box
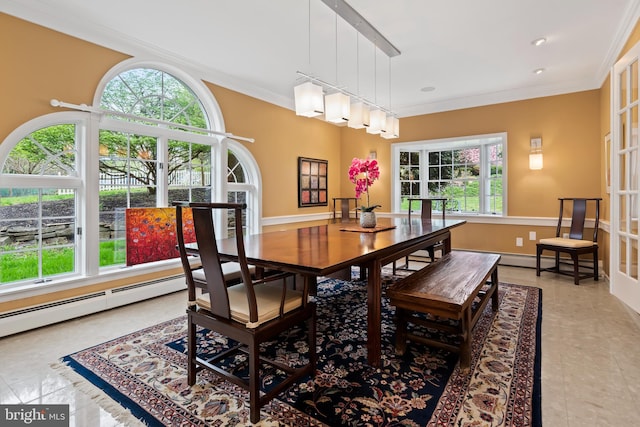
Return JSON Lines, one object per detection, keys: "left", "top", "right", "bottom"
{"left": 207, "top": 216, "right": 466, "bottom": 367}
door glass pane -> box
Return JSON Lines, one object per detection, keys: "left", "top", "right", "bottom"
{"left": 631, "top": 194, "right": 639, "bottom": 237}
{"left": 632, "top": 60, "right": 638, "bottom": 103}
{"left": 632, "top": 105, "right": 638, "bottom": 149}
{"left": 621, "top": 68, "right": 628, "bottom": 109}
{"left": 632, "top": 240, "right": 639, "bottom": 280}
{"left": 620, "top": 237, "right": 628, "bottom": 275}
{"left": 621, "top": 111, "right": 628, "bottom": 150}
{"left": 620, "top": 152, "right": 627, "bottom": 191}
{"left": 620, "top": 195, "right": 628, "bottom": 233}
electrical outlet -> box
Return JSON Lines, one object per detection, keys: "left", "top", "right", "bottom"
{"left": 516, "top": 237, "right": 523, "bottom": 247}
{"left": 529, "top": 231, "right": 536, "bottom": 240}
{"left": 563, "top": 233, "right": 569, "bottom": 238}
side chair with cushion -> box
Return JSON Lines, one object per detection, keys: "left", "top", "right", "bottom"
{"left": 536, "top": 197, "right": 601, "bottom": 285}
{"left": 393, "top": 197, "right": 448, "bottom": 273}
{"left": 174, "top": 202, "right": 316, "bottom": 424}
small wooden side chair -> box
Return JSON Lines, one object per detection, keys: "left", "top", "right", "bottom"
{"left": 332, "top": 197, "right": 359, "bottom": 222}
{"left": 393, "top": 197, "right": 448, "bottom": 273}
{"left": 536, "top": 197, "right": 601, "bottom": 285}
{"left": 174, "top": 201, "right": 316, "bottom": 424}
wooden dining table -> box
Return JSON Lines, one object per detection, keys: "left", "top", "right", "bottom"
{"left": 209, "top": 216, "right": 466, "bottom": 367}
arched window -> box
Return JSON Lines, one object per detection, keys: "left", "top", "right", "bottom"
{"left": 0, "top": 61, "right": 261, "bottom": 288}
{"left": 0, "top": 113, "right": 84, "bottom": 284}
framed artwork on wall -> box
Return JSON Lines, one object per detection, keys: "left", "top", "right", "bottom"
{"left": 298, "top": 157, "right": 328, "bottom": 207}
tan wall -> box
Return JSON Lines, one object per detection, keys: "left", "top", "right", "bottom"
{"left": 0, "top": 14, "right": 129, "bottom": 139}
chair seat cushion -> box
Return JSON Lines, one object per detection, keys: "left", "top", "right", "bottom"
{"left": 539, "top": 237, "right": 596, "bottom": 248}
{"left": 196, "top": 282, "right": 304, "bottom": 328}
{"left": 191, "top": 261, "right": 255, "bottom": 282}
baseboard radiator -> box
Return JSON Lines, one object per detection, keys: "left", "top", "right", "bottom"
{"left": 0, "top": 275, "right": 186, "bottom": 338}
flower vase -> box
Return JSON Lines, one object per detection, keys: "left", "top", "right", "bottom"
{"left": 360, "top": 211, "right": 377, "bottom": 228}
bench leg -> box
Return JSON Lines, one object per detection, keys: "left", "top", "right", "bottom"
{"left": 491, "top": 268, "right": 499, "bottom": 311}
{"left": 394, "top": 308, "right": 409, "bottom": 356}
{"left": 460, "top": 307, "right": 472, "bottom": 370}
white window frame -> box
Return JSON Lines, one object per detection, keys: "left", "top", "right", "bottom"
{"left": 391, "top": 132, "right": 507, "bottom": 216}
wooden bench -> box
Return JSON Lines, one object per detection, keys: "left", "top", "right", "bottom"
{"left": 387, "top": 250, "right": 501, "bottom": 369}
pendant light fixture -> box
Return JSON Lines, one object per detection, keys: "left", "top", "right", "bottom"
{"left": 324, "top": 10, "right": 350, "bottom": 123}
{"left": 294, "top": 0, "right": 324, "bottom": 117}
{"left": 381, "top": 57, "right": 399, "bottom": 139}
{"left": 348, "top": 33, "right": 370, "bottom": 129}
{"left": 367, "top": 45, "right": 386, "bottom": 134}
{"left": 294, "top": 81, "right": 324, "bottom": 117}
{"left": 295, "top": 0, "right": 400, "bottom": 139}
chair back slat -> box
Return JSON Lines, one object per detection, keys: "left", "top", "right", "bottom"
{"left": 555, "top": 198, "right": 601, "bottom": 242}
{"left": 333, "top": 197, "right": 358, "bottom": 221}
{"left": 408, "top": 198, "right": 447, "bottom": 222}
{"left": 569, "top": 199, "right": 587, "bottom": 240}
{"left": 174, "top": 203, "right": 197, "bottom": 303}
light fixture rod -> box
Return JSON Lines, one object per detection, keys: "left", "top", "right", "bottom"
{"left": 296, "top": 71, "right": 395, "bottom": 116}
{"left": 50, "top": 99, "right": 255, "bottom": 142}
{"left": 320, "top": 0, "right": 400, "bottom": 58}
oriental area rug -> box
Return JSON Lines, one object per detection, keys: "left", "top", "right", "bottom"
{"left": 54, "top": 274, "right": 542, "bottom": 426}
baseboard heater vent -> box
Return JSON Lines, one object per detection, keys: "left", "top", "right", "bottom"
{"left": 1, "top": 275, "right": 186, "bottom": 337}
{"left": 111, "top": 275, "right": 183, "bottom": 293}
{"left": 0, "top": 292, "right": 106, "bottom": 319}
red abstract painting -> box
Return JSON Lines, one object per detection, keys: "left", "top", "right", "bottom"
{"left": 126, "top": 207, "right": 195, "bottom": 266}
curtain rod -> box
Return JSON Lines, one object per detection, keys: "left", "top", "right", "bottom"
{"left": 49, "top": 99, "right": 255, "bottom": 143}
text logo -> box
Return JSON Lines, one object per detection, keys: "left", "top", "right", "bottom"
{"left": 0, "top": 405, "right": 69, "bottom": 426}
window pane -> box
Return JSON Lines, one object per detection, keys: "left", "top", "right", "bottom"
{"left": 227, "top": 191, "right": 248, "bottom": 237}
{"left": 0, "top": 188, "right": 76, "bottom": 284}
{"left": 2, "top": 124, "right": 77, "bottom": 176}
{"left": 399, "top": 151, "right": 409, "bottom": 165}
{"left": 168, "top": 140, "right": 212, "bottom": 204}
{"left": 227, "top": 151, "right": 246, "bottom": 183}
{"left": 101, "top": 68, "right": 207, "bottom": 131}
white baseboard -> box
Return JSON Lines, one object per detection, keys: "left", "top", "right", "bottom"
{"left": 0, "top": 276, "right": 186, "bottom": 337}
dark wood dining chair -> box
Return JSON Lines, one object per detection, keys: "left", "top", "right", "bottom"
{"left": 174, "top": 201, "right": 316, "bottom": 424}
{"left": 536, "top": 197, "right": 601, "bottom": 285}
{"left": 175, "top": 206, "right": 255, "bottom": 290}
{"left": 393, "top": 197, "right": 448, "bottom": 273}
{"left": 332, "top": 197, "right": 359, "bottom": 222}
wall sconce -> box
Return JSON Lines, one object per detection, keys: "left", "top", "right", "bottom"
{"left": 529, "top": 137, "right": 543, "bottom": 170}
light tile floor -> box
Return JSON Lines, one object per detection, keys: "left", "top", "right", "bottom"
{"left": 1, "top": 266, "right": 639, "bottom": 426}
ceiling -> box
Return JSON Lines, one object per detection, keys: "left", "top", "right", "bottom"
{"left": 3, "top": 0, "right": 640, "bottom": 117}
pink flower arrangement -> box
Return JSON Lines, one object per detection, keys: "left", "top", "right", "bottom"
{"left": 348, "top": 157, "right": 381, "bottom": 211}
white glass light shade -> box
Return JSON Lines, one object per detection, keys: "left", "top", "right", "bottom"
{"left": 381, "top": 116, "right": 399, "bottom": 139}
{"left": 348, "top": 102, "right": 370, "bottom": 129}
{"left": 324, "top": 92, "right": 350, "bottom": 123}
{"left": 294, "top": 81, "right": 324, "bottom": 117}
{"left": 367, "top": 109, "right": 387, "bottom": 134}
{"left": 529, "top": 153, "right": 543, "bottom": 170}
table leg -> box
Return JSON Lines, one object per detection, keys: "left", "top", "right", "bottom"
{"left": 442, "top": 230, "right": 452, "bottom": 254}
{"left": 366, "top": 258, "right": 382, "bottom": 367}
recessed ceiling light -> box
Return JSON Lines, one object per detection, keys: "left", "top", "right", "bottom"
{"left": 534, "top": 68, "right": 545, "bottom": 75}
{"left": 420, "top": 86, "right": 436, "bottom": 92}
{"left": 532, "top": 37, "right": 547, "bottom": 46}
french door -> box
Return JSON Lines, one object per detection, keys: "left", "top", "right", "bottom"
{"left": 611, "top": 40, "right": 640, "bottom": 314}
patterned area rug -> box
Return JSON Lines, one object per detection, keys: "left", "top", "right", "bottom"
{"left": 55, "top": 274, "right": 541, "bottom": 426}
